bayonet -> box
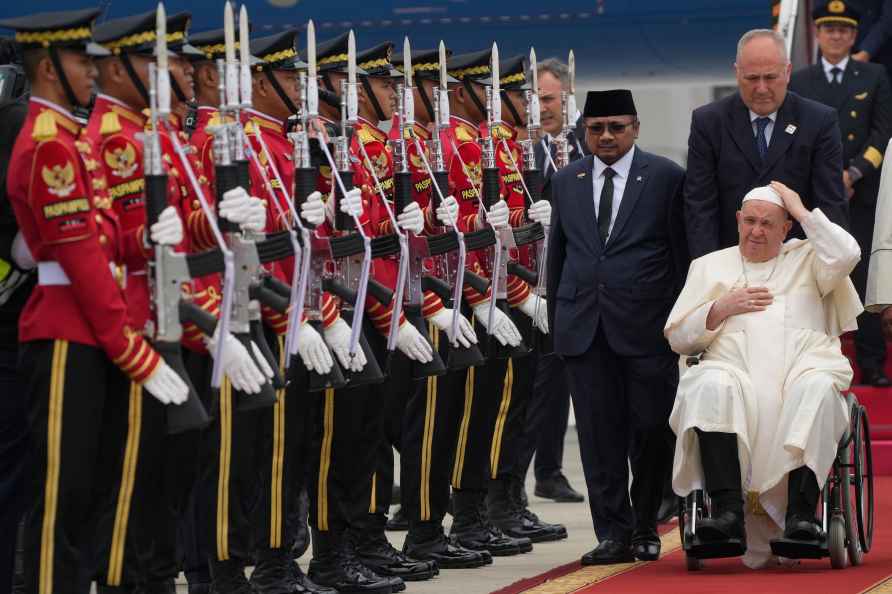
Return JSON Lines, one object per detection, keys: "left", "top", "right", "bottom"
{"left": 307, "top": 20, "right": 318, "bottom": 117}
{"left": 239, "top": 5, "right": 251, "bottom": 109}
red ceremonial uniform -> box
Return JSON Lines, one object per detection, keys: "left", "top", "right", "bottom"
{"left": 8, "top": 97, "right": 159, "bottom": 382}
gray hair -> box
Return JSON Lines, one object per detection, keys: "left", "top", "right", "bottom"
{"left": 536, "top": 58, "right": 570, "bottom": 89}
{"left": 736, "top": 29, "right": 789, "bottom": 64}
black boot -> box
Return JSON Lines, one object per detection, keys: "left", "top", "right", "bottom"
{"left": 385, "top": 506, "right": 408, "bottom": 531}
{"left": 251, "top": 547, "right": 299, "bottom": 594}
{"left": 404, "top": 521, "right": 492, "bottom": 569}
{"left": 307, "top": 529, "right": 393, "bottom": 594}
{"left": 208, "top": 558, "right": 252, "bottom": 594}
{"left": 287, "top": 558, "right": 336, "bottom": 594}
{"left": 353, "top": 515, "right": 437, "bottom": 581}
{"left": 695, "top": 430, "right": 745, "bottom": 546}
{"left": 487, "top": 477, "right": 567, "bottom": 543}
{"left": 450, "top": 488, "right": 533, "bottom": 556}
{"left": 784, "top": 466, "right": 822, "bottom": 541}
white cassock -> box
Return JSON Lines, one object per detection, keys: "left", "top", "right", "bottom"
{"left": 664, "top": 208, "right": 863, "bottom": 568}
{"left": 866, "top": 137, "right": 892, "bottom": 312}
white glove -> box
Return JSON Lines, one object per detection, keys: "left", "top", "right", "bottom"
{"left": 435, "top": 195, "right": 459, "bottom": 227}
{"left": 396, "top": 321, "right": 434, "bottom": 362}
{"left": 527, "top": 200, "right": 552, "bottom": 227}
{"left": 149, "top": 206, "right": 184, "bottom": 246}
{"left": 11, "top": 231, "right": 35, "bottom": 270}
{"left": 206, "top": 329, "right": 271, "bottom": 394}
{"left": 518, "top": 294, "right": 549, "bottom": 334}
{"left": 428, "top": 308, "right": 477, "bottom": 348}
{"left": 485, "top": 199, "right": 509, "bottom": 230}
{"left": 296, "top": 322, "right": 334, "bottom": 374}
{"left": 397, "top": 201, "right": 424, "bottom": 234}
{"left": 323, "top": 317, "right": 367, "bottom": 372}
{"left": 219, "top": 187, "right": 266, "bottom": 232}
{"left": 472, "top": 301, "right": 522, "bottom": 347}
{"left": 143, "top": 360, "right": 189, "bottom": 405}
{"left": 300, "top": 191, "right": 326, "bottom": 227}
{"left": 339, "top": 187, "right": 363, "bottom": 217}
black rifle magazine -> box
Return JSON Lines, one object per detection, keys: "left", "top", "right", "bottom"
{"left": 256, "top": 231, "right": 296, "bottom": 264}
{"left": 186, "top": 248, "right": 226, "bottom": 279}
{"left": 463, "top": 228, "right": 497, "bottom": 251}
{"left": 512, "top": 222, "right": 545, "bottom": 246}
{"left": 329, "top": 233, "right": 366, "bottom": 259}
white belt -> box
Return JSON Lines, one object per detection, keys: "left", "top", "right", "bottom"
{"left": 38, "top": 261, "right": 127, "bottom": 288}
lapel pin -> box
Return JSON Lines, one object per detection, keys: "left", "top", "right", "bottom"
{"left": 577, "top": 172, "right": 587, "bottom": 178}
{"left": 785, "top": 124, "right": 797, "bottom": 135}
{"left": 636, "top": 175, "right": 643, "bottom": 182}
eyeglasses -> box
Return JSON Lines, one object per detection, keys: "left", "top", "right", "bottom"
{"left": 586, "top": 121, "right": 636, "bottom": 135}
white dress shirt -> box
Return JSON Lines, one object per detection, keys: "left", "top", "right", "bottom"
{"left": 822, "top": 55, "right": 849, "bottom": 84}
{"left": 749, "top": 110, "right": 777, "bottom": 146}
{"left": 592, "top": 145, "right": 635, "bottom": 240}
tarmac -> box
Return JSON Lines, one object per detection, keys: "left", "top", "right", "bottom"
{"left": 160, "top": 428, "right": 593, "bottom": 594}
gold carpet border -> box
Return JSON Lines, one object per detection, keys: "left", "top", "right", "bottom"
{"left": 862, "top": 576, "right": 892, "bottom": 593}
{"left": 521, "top": 530, "right": 683, "bottom": 594}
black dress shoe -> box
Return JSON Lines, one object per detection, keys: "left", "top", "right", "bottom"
{"left": 861, "top": 367, "right": 892, "bottom": 387}
{"left": 403, "top": 524, "right": 491, "bottom": 568}
{"left": 386, "top": 506, "right": 409, "bottom": 531}
{"left": 308, "top": 554, "right": 393, "bottom": 594}
{"left": 355, "top": 535, "right": 438, "bottom": 581}
{"left": 581, "top": 540, "right": 635, "bottom": 566}
{"left": 288, "top": 559, "right": 337, "bottom": 594}
{"left": 783, "top": 516, "right": 823, "bottom": 542}
{"left": 534, "top": 472, "right": 585, "bottom": 503}
{"left": 696, "top": 510, "right": 745, "bottom": 543}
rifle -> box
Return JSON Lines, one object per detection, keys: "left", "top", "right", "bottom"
{"left": 481, "top": 43, "right": 529, "bottom": 359}
{"left": 310, "top": 30, "right": 383, "bottom": 387}
{"left": 402, "top": 40, "right": 485, "bottom": 371}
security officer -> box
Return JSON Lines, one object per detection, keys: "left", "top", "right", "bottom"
{"left": 0, "top": 8, "right": 191, "bottom": 593}
{"left": 790, "top": 0, "right": 892, "bottom": 386}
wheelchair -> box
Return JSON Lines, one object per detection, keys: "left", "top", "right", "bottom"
{"left": 678, "top": 392, "right": 875, "bottom": 570}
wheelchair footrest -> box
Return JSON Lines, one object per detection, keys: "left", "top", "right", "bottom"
{"left": 686, "top": 536, "right": 747, "bottom": 559}
{"left": 769, "top": 537, "right": 827, "bottom": 560}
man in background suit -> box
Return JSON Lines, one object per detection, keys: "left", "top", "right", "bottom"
{"left": 535, "top": 58, "right": 587, "bottom": 178}
{"left": 547, "top": 90, "right": 687, "bottom": 565}
{"left": 684, "top": 28, "right": 849, "bottom": 260}
{"left": 791, "top": 0, "right": 892, "bottom": 386}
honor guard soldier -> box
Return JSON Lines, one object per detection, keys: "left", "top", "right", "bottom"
{"left": 384, "top": 45, "right": 493, "bottom": 569}
{"left": 347, "top": 39, "right": 444, "bottom": 584}
{"left": 441, "top": 49, "right": 531, "bottom": 557}
{"left": 244, "top": 28, "right": 343, "bottom": 594}
{"left": 0, "top": 8, "right": 193, "bottom": 594}
{"left": 478, "top": 54, "right": 567, "bottom": 544}
{"left": 790, "top": 0, "right": 892, "bottom": 387}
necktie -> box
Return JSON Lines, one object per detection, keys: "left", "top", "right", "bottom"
{"left": 755, "top": 117, "right": 771, "bottom": 162}
{"left": 598, "top": 167, "right": 615, "bottom": 244}
{"left": 830, "top": 66, "right": 842, "bottom": 85}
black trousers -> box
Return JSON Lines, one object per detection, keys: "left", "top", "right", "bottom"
{"left": 451, "top": 320, "right": 510, "bottom": 492}
{"left": 196, "top": 375, "right": 265, "bottom": 564}
{"left": 851, "top": 198, "right": 886, "bottom": 371}
{"left": 530, "top": 346, "right": 571, "bottom": 482}
{"left": 397, "top": 325, "right": 468, "bottom": 524}
{"left": 562, "top": 328, "right": 677, "bottom": 542}
{"left": 20, "top": 340, "right": 158, "bottom": 593}
{"left": 254, "top": 334, "right": 321, "bottom": 552}
{"left": 0, "top": 346, "right": 27, "bottom": 594}
{"left": 308, "top": 323, "right": 384, "bottom": 535}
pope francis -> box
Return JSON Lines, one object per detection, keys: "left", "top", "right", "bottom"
{"left": 665, "top": 181, "right": 863, "bottom": 568}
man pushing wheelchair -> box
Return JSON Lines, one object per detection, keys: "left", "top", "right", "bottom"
{"left": 665, "top": 182, "right": 864, "bottom": 568}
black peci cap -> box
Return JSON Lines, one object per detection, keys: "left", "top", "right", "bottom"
{"left": 583, "top": 89, "right": 637, "bottom": 118}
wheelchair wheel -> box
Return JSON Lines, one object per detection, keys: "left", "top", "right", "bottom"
{"left": 853, "top": 404, "right": 875, "bottom": 553}
{"left": 829, "top": 514, "right": 848, "bottom": 569}
{"left": 679, "top": 493, "right": 704, "bottom": 571}
{"left": 840, "top": 448, "right": 863, "bottom": 566}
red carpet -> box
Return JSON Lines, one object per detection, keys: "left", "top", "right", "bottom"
{"left": 497, "top": 478, "right": 892, "bottom": 594}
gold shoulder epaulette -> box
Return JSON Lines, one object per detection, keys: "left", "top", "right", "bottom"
{"left": 358, "top": 127, "right": 376, "bottom": 145}
{"left": 100, "top": 111, "right": 122, "bottom": 136}
{"left": 32, "top": 111, "right": 58, "bottom": 142}
{"left": 455, "top": 125, "right": 473, "bottom": 143}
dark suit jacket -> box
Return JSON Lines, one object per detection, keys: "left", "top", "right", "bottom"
{"left": 790, "top": 59, "right": 892, "bottom": 209}
{"left": 546, "top": 147, "right": 688, "bottom": 358}
{"left": 683, "top": 91, "right": 849, "bottom": 259}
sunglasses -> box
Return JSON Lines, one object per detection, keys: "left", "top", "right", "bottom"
{"left": 586, "top": 121, "right": 636, "bottom": 135}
